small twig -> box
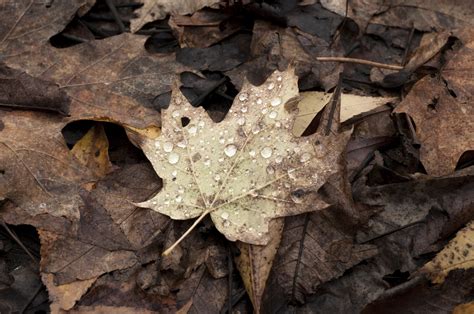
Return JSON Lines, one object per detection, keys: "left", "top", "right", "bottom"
{"left": 104, "top": 0, "right": 126, "bottom": 33}
{"left": 162, "top": 208, "right": 213, "bottom": 256}
{"left": 402, "top": 23, "right": 415, "bottom": 66}
{"left": 0, "top": 221, "right": 38, "bottom": 263}
{"left": 316, "top": 57, "right": 404, "bottom": 70}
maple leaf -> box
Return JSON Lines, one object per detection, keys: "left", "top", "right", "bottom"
{"left": 137, "top": 68, "right": 350, "bottom": 252}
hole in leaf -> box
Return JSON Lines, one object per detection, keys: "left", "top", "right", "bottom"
{"left": 181, "top": 117, "right": 190, "bottom": 127}
{"left": 455, "top": 150, "right": 474, "bottom": 170}
{"left": 61, "top": 121, "right": 148, "bottom": 166}
{"left": 427, "top": 96, "right": 439, "bottom": 112}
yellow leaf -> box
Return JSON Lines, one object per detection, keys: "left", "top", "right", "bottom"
{"left": 421, "top": 221, "right": 474, "bottom": 284}
{"left": 71, "top": 124, "right": 113, "bottom": 178}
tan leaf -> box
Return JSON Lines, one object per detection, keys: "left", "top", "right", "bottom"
{"left": 137, "top": 68, "right": 350, "bottom": 250}
{"left": 292, "top": 92, "right": 396, "bottom": 137}
{"left": 130, "top": 0, "right": 222, "bottom": 33}
{"left": 394, "top": 28, "right": 474, "bottom": 176}
{"left": 71, "top": 124, "right": 114, "bottom": 178}
{"left": 453, "top": 302, "right": 474, "bottom": 314}
{"left": 420, "top": 220, "right": 474, "bottom": 284}
{"left": 42, "top": 273, "right": 97, "bottom": 313}
{"left": 235, "top": 219, "right": 284, "bottom": 313}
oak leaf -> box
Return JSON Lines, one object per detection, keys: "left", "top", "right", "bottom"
{"left": 137, "top": 68, "right": 350, "bottom": 250}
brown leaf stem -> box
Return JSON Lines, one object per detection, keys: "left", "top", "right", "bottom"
{"left": 162, "top": 208, "right": 213, "bottom": 256}
{"left": 316, "top": 57, "right": 403, "bottom": 70}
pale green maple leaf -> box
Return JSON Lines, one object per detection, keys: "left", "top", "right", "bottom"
{"left": 137, "top": 68, "right": 349, "bottom": 253}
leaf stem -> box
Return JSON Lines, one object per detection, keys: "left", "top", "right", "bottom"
{"left": 316, "top": 57, "right": 403, "bottom": 70}
{"left": 162, "top": 208, "right": 213, "bottom": 256}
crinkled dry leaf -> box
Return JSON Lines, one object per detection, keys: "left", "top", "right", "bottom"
{"left": 138, "top": 68, "right": 350, "bottom": 247}
{"left": 235, "top": 219, "right": 284, "bottom": 313}
{"left": 394, "top": 28, "right": 474, "bottom": 176}
{"left": 421, "top": 220, "right": 474, "bottom": 284}
{"left": 130, "top": 0, "right": 222, "bottom": 33}
{"left": 0, "top": 0, "right": 86, "bottom": 57}
{"left": 293, "top": 92, "right": 397, "bottom": 137}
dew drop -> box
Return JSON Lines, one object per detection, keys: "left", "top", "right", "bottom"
{"left": 271, "top": 98, "right": 282, "bottom": 107}
{"left": 287, "top": 168, "right": 297, "bottom": 180}
{"left": 261, "top": 108, "right": 268, "bottom": 114}
{"left": 239, "top": 93, "right": 249, "bottom": 101}
{"left": 294, "top": 147, "right": 301, "bottom": 153}
{"left": 188, "top": 126, "right": 197, "bottom": 135}
{"left": 163, "top": 142, "right": 173, "bottom": 152}
{"left": 154, "top": 142, "right": 161, "bottom": 149}
{"left": 261, "top": 147, "right": 273, "bottom": 158}
{"left": 275, "top": 122, "right": 282, "bottom": 128}
{"left": 251, "top": 125, "right": 261, "bottom": 134}
{"left": 172, "top": 110, "right": 180, "bottom": 118}
{"left": 269, "top": 111, "right": 278, "bottom": 119}
{"left": 249, "top": 150, "right": 256, "bottom": 157}
{"left": 214, "top": 174, "right": 221, "bottom": 181}
{"left": 223, "top": 220, "right": 230, "bottom": 227}
{"left": 204, "top": 159, "right": 211, "bottom": 166}
{"left": 218, "top": 157, "right": 224, "bottom": 163}
{"left": 268, "top": 82, "right": 275, "bottom": 90}
{"left": 168, "top": 152, "right": 180, "bottom": 164}
{"left": 177, "top": 141, "right": 187, "bottom": 148}
{"left": 237, "top": 116, "right": 246, "bottom": 125}
{"left": 175, "top": 98, "right": 182, "bottom": 105}
{"left": 256, "top": 98, "right": 263, "bottom": 105}
{"left": 175, "top": 195, "right": 182, "bottom": 203}
{"left": 198, "top": 121, "right": 205, "bottom": 128}
{"left": 221, "top": 212, "right": 229, "bottom": 220}
{"left": 224, "top": 144, "right": 237, "bottom": 157}
{"left": 275, "top": 155, "right": 283, "bottom": 163}
{"left": 277, "top": 75, "right": 282, "bottom": 81}
{"left": 171, "top": 170, "right": 177, "bottom": 177}
{"left": 266, "top": 165, "right": 275, "bottom": 174}
{"left": 300, "top": 153, "right": 311, "bottom": 163}
{"left": 219, "top": 137, "right": 225, "bottom": 144}
{"left": 241, "top": 106, "right": 248, "bottom": 113}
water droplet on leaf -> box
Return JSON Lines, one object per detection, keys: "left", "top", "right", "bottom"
{"left": 163, "top": 142, "right": 173, "bottom": 152}
{"left": 261, "top": 147, "right": 273, "bottom": 158}
{"left": 224, "top": 144, "right": 237, "bottom": 157}
{"left": 168, "top": 152, "right": 180, "bottom": 164}
{"left": 269, "top": 111, "right": 278, "bottom": 119}
{"left": 271, "top": 98, "right": 281, "bottom": 107}
{"left": 239, "top": 93, "right": 248, "bottom": 101}
{"left": 300, "top": 153, "right": 311, "bottom": 163}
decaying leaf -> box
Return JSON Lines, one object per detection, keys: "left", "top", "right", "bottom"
{"left": 235, "top": 219, "right": 284, "bottom": 313}
{"left": 42, "top": 273, "right": 97, "bottom": 313}
{"left": 137, "top": 67, "right": 350, "bottom": 249}
{"left": 293, "top": 92, "right": 397, "bottom": 137}
{"left": 71, "top": 124, "right": 114, "bottom": 178}
{"left": 0, "top": 0, "right": 87, "bottom": 57}
{"left": 420, "top": 220, "right": 474, "bottom": 284}
{"left": 130, "top": 0, "right": 222, "bottom": 33}
{"left": 176, "top": 265, "right": 227, "bottom": 314}
{"left": 395, "top": 28, "right": 474, "bottom": 176}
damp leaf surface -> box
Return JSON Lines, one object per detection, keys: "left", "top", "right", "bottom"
{"left": 138, "top": 68, "right": 349, "bottom": 245}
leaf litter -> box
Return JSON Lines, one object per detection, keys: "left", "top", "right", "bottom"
{"left": 0, "top": 1, "right": 474, "bottom": 313}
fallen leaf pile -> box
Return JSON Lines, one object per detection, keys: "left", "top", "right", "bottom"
{"left": 0, "top": 1, "right": 473, "bottom": 313}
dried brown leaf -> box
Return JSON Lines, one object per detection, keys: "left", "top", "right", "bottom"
{"left": 235, "top": 219, "right": 284, "bottom": 313}
{"left": 394, "top": 28, "right": 474, "bottom": 176}
{"left": 130, "top": 0, "right": 222, "bottom": 33}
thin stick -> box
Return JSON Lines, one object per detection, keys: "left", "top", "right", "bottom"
{"left": 1, "top": 221, "right": 38, "bottom": 263}
{"left": 105, "top": 0, "right": 126, "bottom": 33}
{"left": 316, "top": 57, "right": 403, "bottom": 70}
{"left": 162, "top": 208, "right": 213, "bottom": 256}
